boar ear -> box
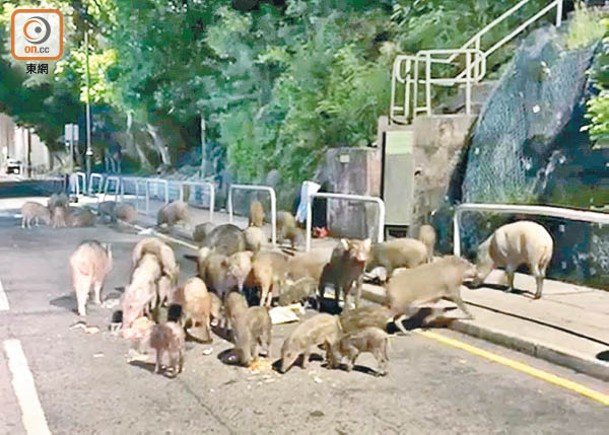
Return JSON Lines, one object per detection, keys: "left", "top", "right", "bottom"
{"left": 340, "top": 239, "right": 349, "bottom": 250}
{"left": 362, "top": 238, "right": 372, "bottom": 250}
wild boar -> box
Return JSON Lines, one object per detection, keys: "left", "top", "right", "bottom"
{"left": 69, "top": 240, "right": 113, "bottom": 317}
{"left": 47, "top": 192, "right": 69, "bottom": 210}
{"left": 286, "top": 250, "right": 332, "bottom": 282}
{"left": 385, "top": 255, "right": 478, "bottom": 333}
{"left": 243, "top": 226, "right": 264, "bottom": 253}
{"left": 366, "top": 238, "right": 427, "bottom": 276}
{"left": 177, "top": 277, "right": 212, "bottom": 342}
{"left": 231, "top": 304, "right": 272, "bottom": 366}
{"left": 157, "top": 200, "right": 191, "bottom": 228}
{"left": 132, "top": 237, "right": 179, "bottom": 284}
{"left": 115, "top": 203, "right": 138, "bottom": 224}
{"left": 227, "top": 251, "right": 254, "bottom": 292}
{"left": 280, "top": 313, "right": 342, "bottom": 373}
{"left": 21, "top": 201, "right": 51, "bottom": 228}
{"left": 193, "top": 222, "right": 216, "bottom": 244}
{"left": 249, "top": 200, "right": 265, "bottom": 227}
{"left": 122, "top": 254, "right": 162, "bottom": 328}
{"left": 418, "top": 224, "right": 437, "bottom": 263}
{"left": 277, "top": 211, "right": 304, "bottom": 249}
{"left": 51, "top": 205, "right": 68, "bottom": 228}
{"left": 278, "top": 277, "right": 318, "bottom": 307}
{"left": 339, "top": 305, "right": 393, "bottom": 334}
{"left": 473, "top": 220, "right": 554, "bottom": 299}
{"left": 331, "top": 327, "right": 389, "bottom": 376}
{"left": 198, "top": 251, "right": 234, "bottom": 299}
{"left": 148, "top": 321, "right": 185, "bottom": 376}
{"left": 68, "top": 208, "right": 96, "bottom": 227}
{"left": 319, "top": 239, "right": 371, "bottom": 310}
{"left": 97, "top": 201, "right": 116, "bottom": 223}
{"left": 251, "top": 250, "right": 289, "bottom": 307}
{"left": 202, "top": 224, "right": 246, "bottom": 256}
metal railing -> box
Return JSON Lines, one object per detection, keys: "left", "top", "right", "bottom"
{"left": 453, "top": 203, "right": 609, "bottom": 257}
{"left": 71, "top": 172, "right": 86, "bottom": 196}
{"left": 102, "top": 176, "right": 121, "bottom": 202}
{"left": 227, "top": 184, "right": 277, "bottom": 246}
{"left": 179, "top": 180, "right": 215, "bottom": 222}
{"left": 305, "top": 193, "right": 386, "bottom": 252}
{"left": 88, "top": 173, "right": 104, "bottom": 196}
{"left": 145, "top": 178, "right": 169, "bottom": 215}
{"left": 119, "top": 176, "right": 146, "bottom": 213}
{"left": 390, "top": 0, "right": 564, "bottom": 124}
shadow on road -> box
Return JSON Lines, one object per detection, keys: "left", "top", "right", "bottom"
{"left": 596, "top": 350, "right": 609, "bottom": 362}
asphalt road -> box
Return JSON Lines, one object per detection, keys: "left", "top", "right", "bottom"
{"left": 0, "top": 205, "right": 608, "bottom": 434}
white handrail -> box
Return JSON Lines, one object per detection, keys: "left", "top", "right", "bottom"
{"left": 120, "top": 176, "right": 145, "bottom": 213}
{"left": 72, "top": 172, "right": 86, "bottom": 196}
{"left": 102, "top": 176, "right": 121, "bottom": 202}
{"left": 305, "top": 193, "right": 386, "bottom": 252}
{"left": 227, "top": 184, "right": 277, "bottom": 246}
{"left": 180, "top": 180, "right": 215, "bottom": 222}
{"left": 88, "top": 173, "right": 104, "bottom": 196}
{"left": 390, "top": 0, "right": 563, "bottom": 124}
{"left": 453, "top": 203, "right": 609, "bottom": 257}
{"left": 145, "top": 178, "right": 169, "bottom": 215}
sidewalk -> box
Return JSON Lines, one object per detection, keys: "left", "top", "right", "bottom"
{"left": 2, "top": 194, "right": 608, "bottom": 380}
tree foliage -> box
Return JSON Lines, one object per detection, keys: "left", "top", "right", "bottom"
{"left": 0, "top": 0, "right": 561, "bottom": 181}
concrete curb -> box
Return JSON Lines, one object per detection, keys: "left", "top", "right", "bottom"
{"left": 359, "top": 285, "right": 609, "bottom": 382}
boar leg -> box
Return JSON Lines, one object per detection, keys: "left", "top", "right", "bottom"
{"left": 505, "top": 265, "right": 516, "bottom": 292}
{"left": 374, "top": 345, "right": 389, "bottom": 377}
{"left": 532, "top": 263, "right": 544, "bottom": 299}
{"left": 178, "top": 350, "right": 184, "bottom": 374}
{"left": 154, "top": 349, "right": 163, "bottom": 374}
{"left": 354, "top": 277, "right": 364, "bottom": 309}
{"left": 93, "top": 281, "right": 103, "bottom": 305}
{"left": 301, "top": 350, "right": 311, "bottom": 369}
{"left": 446, "top": 293, "right": 474, "bottom": 320}
{"left": 259, "top": 284, "right": 270, "bottom": 307}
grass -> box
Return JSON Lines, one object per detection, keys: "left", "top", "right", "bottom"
{"left": 565, "top": 2, "right": 606, "bottom": 50}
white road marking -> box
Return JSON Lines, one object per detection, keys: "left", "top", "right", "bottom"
{"left": 3, "top": 339, "right": 52, "bottom": 435}
{"left": 0, "top": 279, "right": 9, "bottom": 311}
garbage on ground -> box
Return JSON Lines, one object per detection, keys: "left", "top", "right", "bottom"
{"left": 93, "top": 352, "right": 104, "bottom": 358}
{"left": 85, "top": 326, "right": 100, "bottom": 334}
{"left": 101, "top": 298, "right": 120, "bottom": 309}
{"left": 138, "top": 228, "right": 155, "bottom": 235}
{"left": 269, "top": 305, "right": 301, "bottom": 325}
{"left": 248, "top": 358, "right": 273, "bottom": 374}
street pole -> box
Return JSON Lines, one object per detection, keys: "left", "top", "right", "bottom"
{"left": 200, "top": 114, "right": 206, "bottom": 178}
{"left": 84, "top": 30, "right": 93, "bottom": 187}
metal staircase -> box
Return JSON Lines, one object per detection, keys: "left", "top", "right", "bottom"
{"left": 389, "top": 0, "right": 565, "bottom": 125}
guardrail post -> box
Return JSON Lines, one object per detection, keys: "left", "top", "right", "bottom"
{"left": 556, "top": 0, "right": 563, "bottom": 27}
{"left": 453, "top": 209, "right": 462, "bottom": 257}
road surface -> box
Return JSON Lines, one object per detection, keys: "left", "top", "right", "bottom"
{"left": 0, "top": 205, "right": 608, "bottom": 434}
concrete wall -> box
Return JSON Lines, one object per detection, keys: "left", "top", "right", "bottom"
{"left": 0, "top": 113, "right": 51, "bottom": 172}
{"left": 319, "top": 147, "right": 382, "bottom": 239}
{"left": 411, "top": 114, "right": 476, "bottom": 228}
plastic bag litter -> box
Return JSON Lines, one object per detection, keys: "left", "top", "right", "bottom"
{"left": 269, "top": 305, "right": 302, "bottom": 324}
{"left": 138, "top": 228, "right": 155, "bottom": 235}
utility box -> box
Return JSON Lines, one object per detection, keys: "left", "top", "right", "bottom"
{"left": 381, "top": 129, "right": 415, "bottom": 231}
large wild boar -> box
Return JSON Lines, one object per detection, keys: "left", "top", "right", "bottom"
{"left": 157, "top": 200, "right": 191, "bottom": 228}
{"left": 243, "top": 226, "right": 264, "bottom": 253}
{"left": 202, "top": 224, "right": 246, "bottom": 256}
{"left": 249, "top": 200, "right": 265, "bottom": 227}
{"left": 193, "top": 222, "right": 216, "bottom": 245}
{"left": 227, "top": 293, "right": 272, "bottom": 366}
{"left": 277, "top": 211, "right": 304, "bottom": 249}
{"left": 366, "top": 238, "right": 427, "bottom": 276}
{"left": 331, "top": 327, "right": 389, "bottom": 376}
{"left": 473, "top": 220, "right": 554, "bottom": 299}
{"left": 148, "top": 321, "right": 185, "bottom": 377}
{"left": 68, "top": 208, "right": 96, "bottom": 227}
{"left": 21, "top": 201, "right": 52, "bottom": 228}
{"left": 122, "top": 254, "right": 162, "bottom": 328}
{"left": 339, "top": 305, "right": 393, "bottom": 334}
{"left": 69, "top": 240, "right": 113, "bottom": 316}
{"left": 385, "top": 255, "right": 478, "bottom": 333}
{"left": 280, "top": 313, "right": 342, "bottom": 373}
{"left": 115, "top": 203, "right": 138, "bottom": 223}
{"left": 278, "top": 277, "right": 318, "bottom": 307}
{"left": 227, "top": 251, "right": 254, "bottom": 293}
{"left": 132, "top": 237, "right": 179, "bottom": 284}
{"left": 319, "top": 239, "right": 371, "bottom": 310}
{"left": 197, "top": 250, "right": 234, "bottom": 298}
{"left": 418, "top": 224, "right": 437, "bottom": 263}
{"left": 171, "top": 277, "right": 212, "bottom": 342}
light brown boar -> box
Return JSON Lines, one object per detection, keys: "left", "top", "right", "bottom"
{"left": 21, "top": 201, "right": 52, "bottom": 228}
{"left": 251, "top": 250, "right": 289, "bottom": 307}
{"left": 319, "top": 239, "right": 371, "bottom": 310}
{"left": 132, "top": 237, "right": 179, "bottom": 284}
{"left": 339, "top": 305, "right": 392, "bottom": 334}
{"left": 148, "top": 321, "right": 185, "bottom": 376}
{"left": 47, "top": 192, "right": 69, "bottom": 210}
{"left": 473, "top": 220, "right": 554, "bottom": 299}
{"left": 227, "top": 251, "right": 254, "bottom": 292}
{"left": 223, "top": 290, "right": 249, "bottom": 334}
{"left": 249, "top": 200, "right": 265, "bottom": 227}
{"left": 51, "top": 205, "right": 68, "bottom": 228}
{"left": 69, "top": 240, "right": 113, "bottom": 317}
{"left": 277, "top": 211, "right": 304, "bottom": 249}
{"left": 280, "top": 313, "right": 342, "bottom": 373}
{"left": 122, "top": 254, "right": 162, "bottom": 329}
{"left": 115, "top": 203, "right": 138, "bottom": 223}
{"left": 366, "top": 238, "right": 427, "bottom": 276}
{"left": 193, "top": 222, "right": 216, "bottom": 244}
{"left": 229, "top": 295, "right": 272, "bottom": 366}
{"left": 202, "top": 224, "right": 246, "bottom": 256}
{"left": 157, "top": 200, "right": 191, "bottom": 228}
{"left": 331, "top": 327, "right": 389, "bottom": 376}
{"left": 157, "top": 275, "right": 173, "bottom": 307}
{"left": 68, "top": 208, "right": 96, "bottom": 227}
{"left": 385, "top": 255, "right": 478, "bottom": 334}
{"left": 243, "top": 226, "right": 264, "bottom": 253}
{"left": 174, "top": 277, "right": 212, "bottom": 342}
{"left": 418, "top": 224, "right": 437, "bottom": 263}
{"left": 286, "top": 249, "right": 332, "bottom": 282}
{"left": 209, "top": 292, "right": 223, "bottom": 326}
{"left": 278, "top": 277, "right": 318, "bottom": 307}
